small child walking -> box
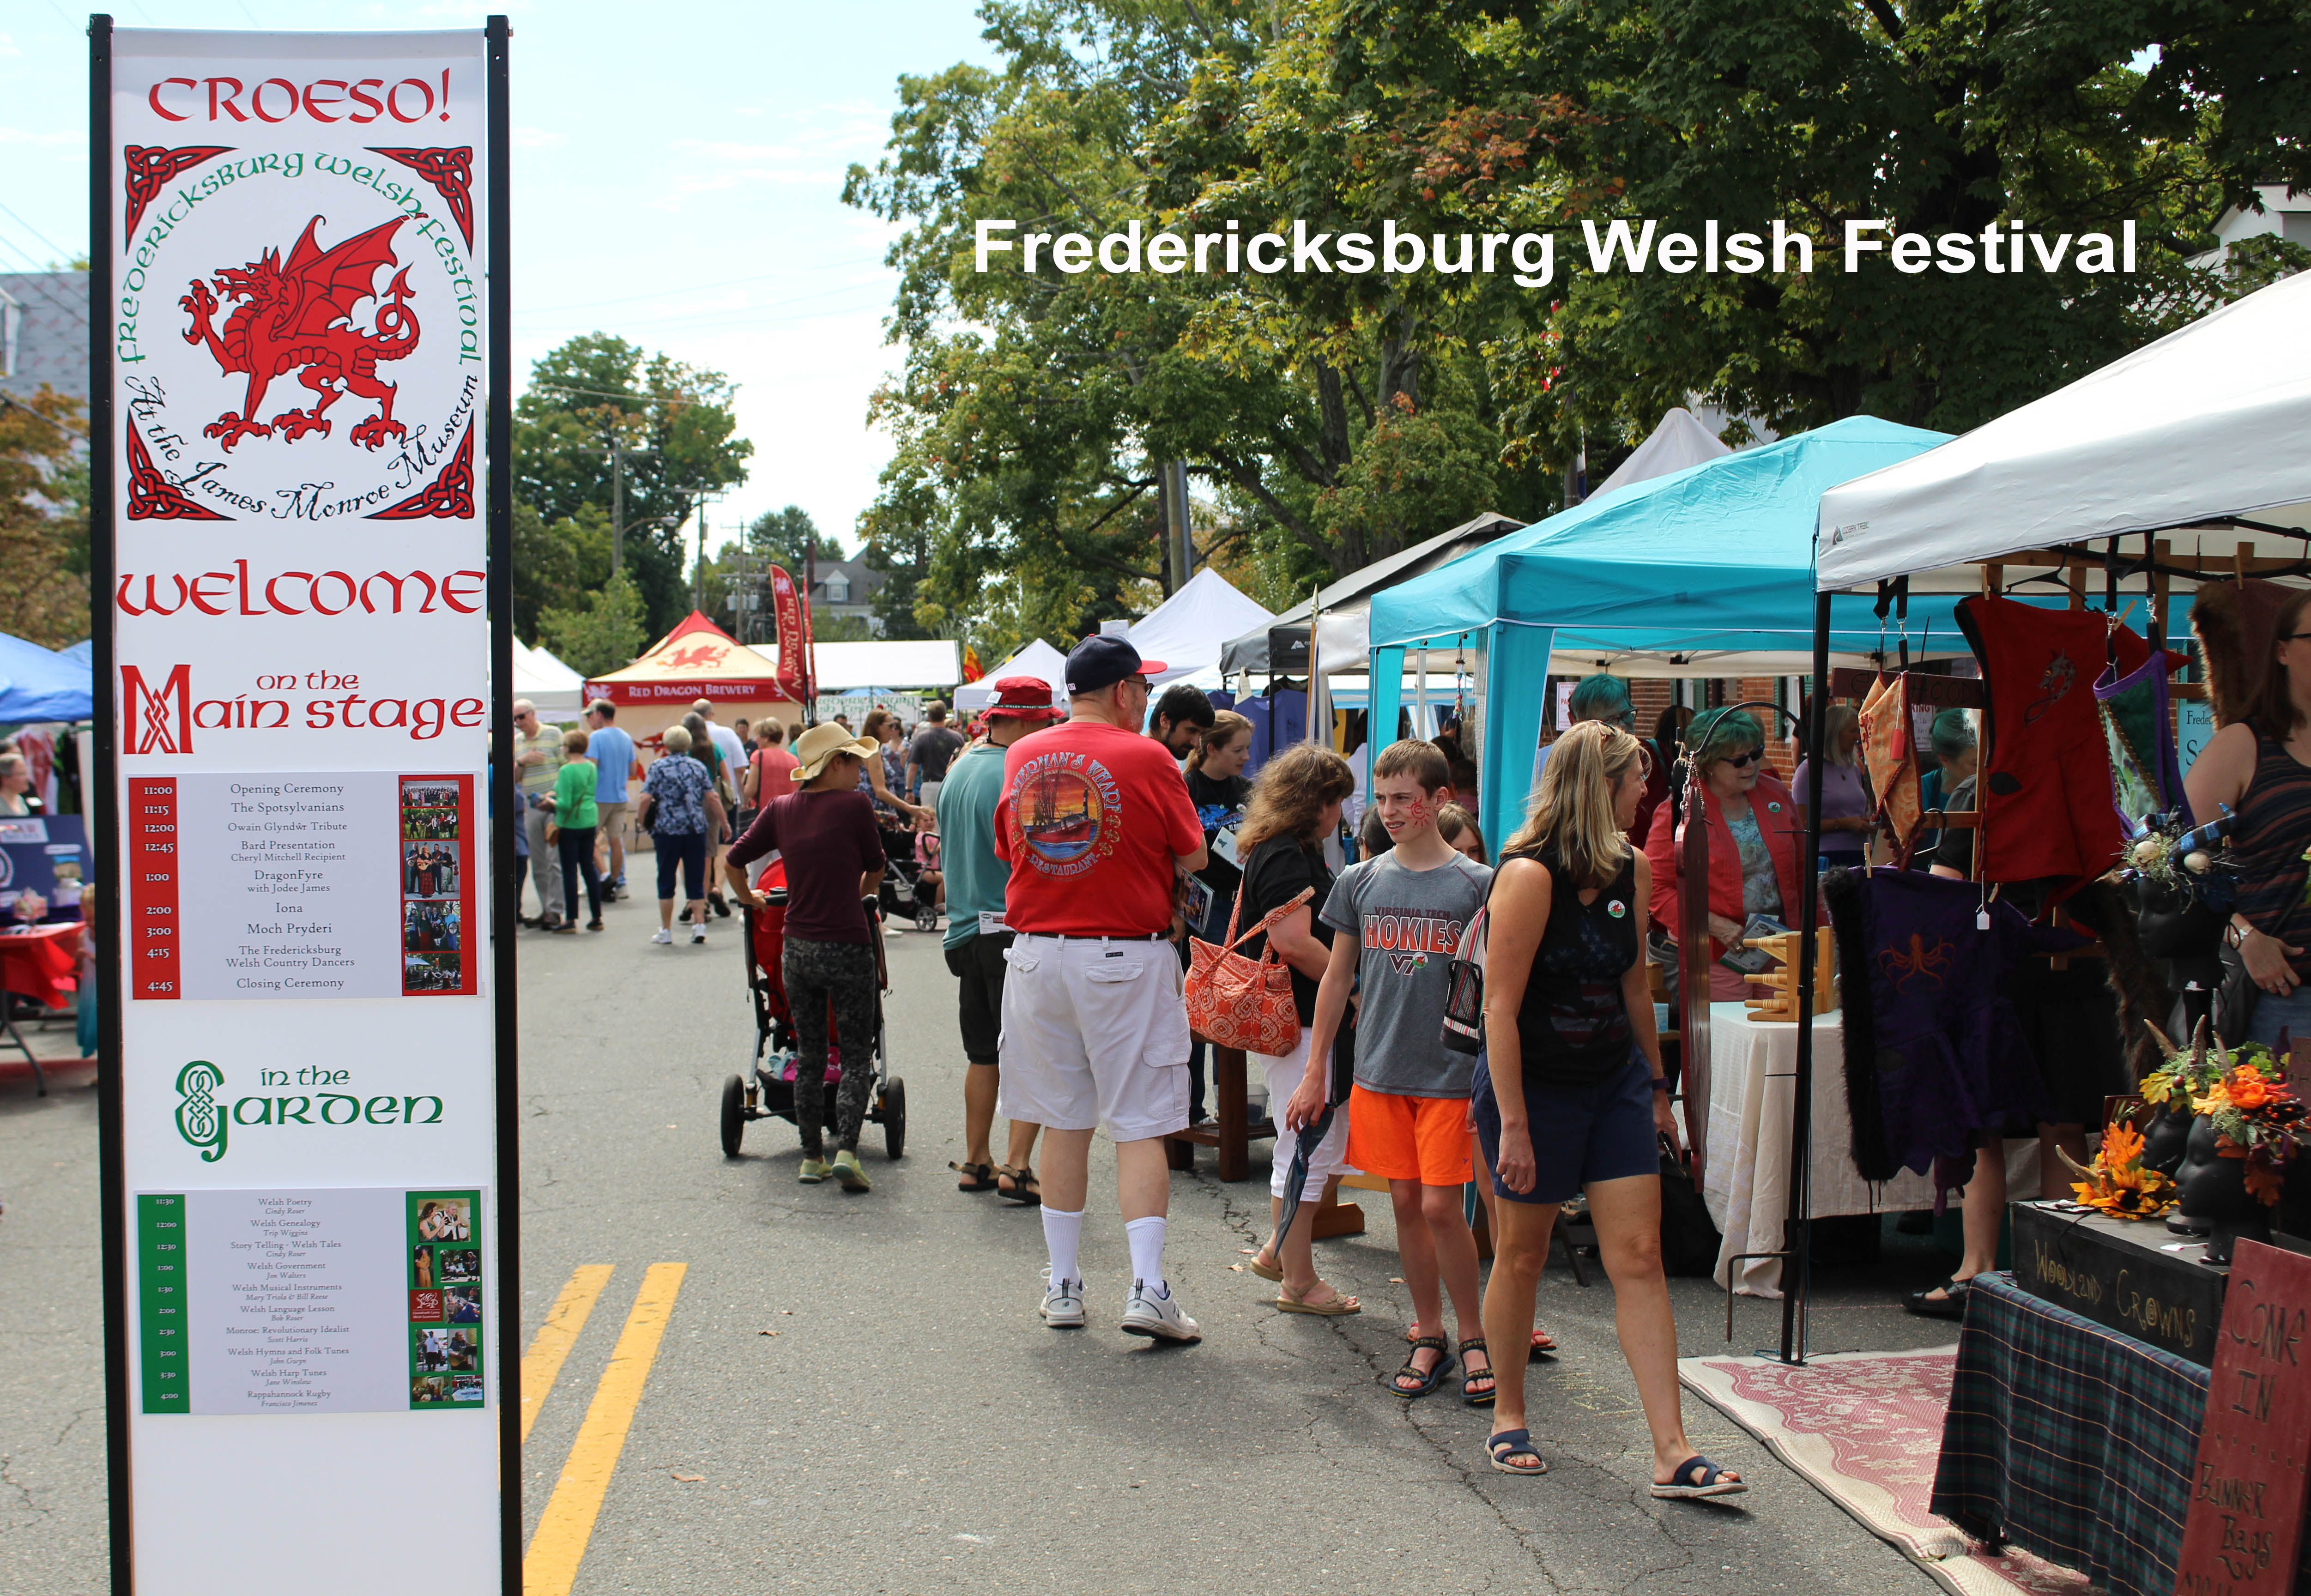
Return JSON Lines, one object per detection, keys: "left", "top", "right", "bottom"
{"left": 1288, "top": 739, "right": 1494, "bottom": 1402}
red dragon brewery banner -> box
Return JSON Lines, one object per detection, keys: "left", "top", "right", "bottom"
{"left": 95, "top": 24, "right": 514, "bottom": 1596}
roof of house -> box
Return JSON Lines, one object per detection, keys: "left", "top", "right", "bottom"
{"left": 0, "top": 272, "right": 90, "bottom": 401}
{"left": 810, "top": 559, "right": 887, "bottom": 604}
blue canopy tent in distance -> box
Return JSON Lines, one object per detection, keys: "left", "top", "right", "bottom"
{"left": 0, "top": 631, "right": 94, "bottom": 725}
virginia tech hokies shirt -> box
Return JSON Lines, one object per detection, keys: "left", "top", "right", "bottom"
{"left": 1319, "top": 850, "right": 1492, "bottom": 1098}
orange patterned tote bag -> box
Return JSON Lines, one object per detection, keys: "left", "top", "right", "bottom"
{"left": 1184, "top": 886, "right": 1315, "bottom": 1054}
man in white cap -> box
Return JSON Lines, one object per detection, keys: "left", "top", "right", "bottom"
{"left": 996, "top": 635, "right": 1208, "bottom": 1342}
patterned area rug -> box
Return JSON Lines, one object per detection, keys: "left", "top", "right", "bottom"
{"left": 1679, "top": 1346, "right": 2096, "bottom": 1596}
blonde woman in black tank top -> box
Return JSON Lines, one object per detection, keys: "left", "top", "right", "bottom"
{"left": 1473, "top": 721, "right": 1744, "bottom": 1498}
{"left": 2185, "top": 586, "right": 2311, "bottom": 1048}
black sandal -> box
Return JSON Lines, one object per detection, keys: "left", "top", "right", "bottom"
{"left": 997, "top": 1164, "right": 1042, "bottom": 1206}
{"left": 1905, "top": 1276, "right": 1972, "bottom": 1320}
{"left": 1389, "top": 1335, "right": 1455, "bottom": 1399}
{"left": 1459, "top": 1337, "right": 1496, "bottom": 1406}
{"left": 950, "top": 1161, "right": 998, "bottom": 1193}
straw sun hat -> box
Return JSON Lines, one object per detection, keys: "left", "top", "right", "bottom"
{"left": 790, "top": 721, "right": 880, "bottom": 783}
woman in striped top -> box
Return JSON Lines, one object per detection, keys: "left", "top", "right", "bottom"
{"left": 2185, "top": 586, "right": 2311, "bottom": 1050}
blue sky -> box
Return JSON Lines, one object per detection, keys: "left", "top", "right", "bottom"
{"left": 0, "top": 0, "right": 1002, "bottom": 556}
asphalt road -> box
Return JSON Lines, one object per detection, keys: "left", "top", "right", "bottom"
{"left": 1, "top": 898, "right": 1972, "bottom": 1595}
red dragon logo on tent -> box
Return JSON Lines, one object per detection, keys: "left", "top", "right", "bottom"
{"left": 179, "top": 215, "right": 419, "bottom": 453}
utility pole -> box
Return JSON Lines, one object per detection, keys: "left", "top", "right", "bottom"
{"left": 571, "top": 438, "right": 658, "bottom": 576}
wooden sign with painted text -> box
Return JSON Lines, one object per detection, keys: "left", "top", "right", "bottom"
{"left": 2174, "top": 1239, "right": 2311, "bottom": 1596}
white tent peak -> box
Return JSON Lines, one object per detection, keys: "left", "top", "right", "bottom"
{"left": 1124, "top": 567, "right": 1276, "bottom": 685}
{"left": 953, "top": 638, "right": 1071, "bottom": 711}
{"left": 1589, "top": 408, "right": 1733, "bottom": 504}
{"left": 513, "top": 638, "right": 586, "bottom": 716}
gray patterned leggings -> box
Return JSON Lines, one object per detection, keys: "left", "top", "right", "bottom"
{"left": 783, "top": 936, "right": 879, "bottom": 1155}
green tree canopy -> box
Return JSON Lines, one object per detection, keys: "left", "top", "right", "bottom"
{"left": 514, "top": 333, "right": 754, "bottom": 636}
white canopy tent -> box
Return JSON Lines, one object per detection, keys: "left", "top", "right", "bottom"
{"left": 1123, "top": 568, "right": 1275, "bottom": 686}
{"left": 1589, "top": 406, "right": 1732, "bottom": 504}
{"left": 808, "top": 639, "right": 961, "bottom": 693}
{"left": 951, "top": 638, "right": 1070, "bottom": 712}
{"left": 513, "top": 639, "right": 586, "bottom": 717}
{"left": 1817, "top": 270, "right": 2311, "bottom": 593}
{"left": 1220, "top": 513, "right": 1523, "bottom": 677}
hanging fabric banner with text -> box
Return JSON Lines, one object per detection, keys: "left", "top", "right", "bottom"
{"left": 98, "top": 23, "right": 511, "bottom": 1596}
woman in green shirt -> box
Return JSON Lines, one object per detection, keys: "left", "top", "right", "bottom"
{"left": 550, "top": 727, "right": 604, "bottom": 931}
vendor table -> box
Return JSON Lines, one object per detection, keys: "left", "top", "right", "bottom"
{"left": 0, "top": 921, "right": 82, "bottom": 1097}
{"left": 1703, "top": 1003, "right": 2036, "bottom": 1296}
{"left": 1931, "top": 1270, "right": 2311, "bottom": 1596}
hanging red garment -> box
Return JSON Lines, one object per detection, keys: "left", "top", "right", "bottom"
{"left": 1956, "top": 594, "right": 2153, "bottom": 885}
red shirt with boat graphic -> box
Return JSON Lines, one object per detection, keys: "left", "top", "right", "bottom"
{"left": 995, "top": 719, "right": 1204, "bottom": 937}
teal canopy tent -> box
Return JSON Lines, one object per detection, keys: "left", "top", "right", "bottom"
{"left": 1365, "top": 417, "right": 1960, "bottom": 834}
{"left": 0, "top": 631, "right": 93, "bottom": 723}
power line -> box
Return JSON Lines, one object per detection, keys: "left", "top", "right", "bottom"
{"left": 0, "top": 201, "right": 77, "bottom": 264}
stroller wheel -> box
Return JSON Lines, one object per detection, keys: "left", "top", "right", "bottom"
{"left": 881, "top": 1077, "right": 906, "bottom": 1161}
{"left": 719, "top": 1074, "right": 746, "bottom": 1158}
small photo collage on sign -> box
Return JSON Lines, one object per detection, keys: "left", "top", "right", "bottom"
{"left": 399, "top": 777, "right": 470, "bottom": 995}
{"left": 407, "top": 1190, "right": 484, "bottom": 1409}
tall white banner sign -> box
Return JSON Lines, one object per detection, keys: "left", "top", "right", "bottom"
{"left": 96, "top": 22, "right": 512, "bottom": 1595}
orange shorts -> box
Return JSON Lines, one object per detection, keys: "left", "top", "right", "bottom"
{"left": 1345, "top": 1085, "right": 1473, "bottom": 1188}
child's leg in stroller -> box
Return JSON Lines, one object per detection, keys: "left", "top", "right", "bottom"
{"left": 823, "top": 945, "right": 881, "bottom": 1152}
{"left": 783, "top": 945, "right": 833, "bottom": 1158}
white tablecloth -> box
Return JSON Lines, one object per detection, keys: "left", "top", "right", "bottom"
{"left": 1700, "top": 1004, "right": 2037, "bottom": 1297}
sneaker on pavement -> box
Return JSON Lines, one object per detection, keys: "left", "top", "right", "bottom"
{"left": 1121, "top": 1280, "right": 1200, "bottom": 1343}
{"left": 690, "top": 923, "right": 707, "bottom": 945}
{"left": 1039, "top": 1267, "right": 1087, "bottom": 1329}
{"left": 831, "top": 1149, "right": 871, "bottom": 1192}
{"left": 649, "top": 928, "right": 673, "bottom": 945}
{"left": 797, "top": 1156, "right": 831, "bottom": 1184}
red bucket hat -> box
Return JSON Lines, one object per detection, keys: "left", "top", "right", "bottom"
{"left": 983, "top": 676, "right": 1066, "bottom": 722}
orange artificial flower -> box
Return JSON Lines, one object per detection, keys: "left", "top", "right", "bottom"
{"left": 2225, "top": 1067, "right": 2276, "bottom": 1112}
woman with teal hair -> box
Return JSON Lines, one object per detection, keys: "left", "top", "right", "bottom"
{"left": 1642, "top": 708, "right": 1806, "bottom": 1002}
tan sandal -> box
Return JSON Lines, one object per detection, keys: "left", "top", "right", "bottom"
{"left": 1276, "top": 1282, "right": 1360, "bottom": 1316}
{"left": 1241, "top": 1247, "right": 1282, "bottom": 1282}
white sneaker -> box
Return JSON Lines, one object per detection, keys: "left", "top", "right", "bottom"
{"left": 649, "top": 928, "right": 672, "bottom": 945}
{"left": 690, "top": 924, "right": 707, "bottom": 944}
{"left": 1120, "top": 1279, "right": 1200, "bottom": 1344}
{"left": 1038, "top": 1267, "right": 1086, "bottom": 1329}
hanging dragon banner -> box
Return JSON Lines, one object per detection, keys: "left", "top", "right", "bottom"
{"left": 98, "top": 25, "right": 513, "bottom": 1596}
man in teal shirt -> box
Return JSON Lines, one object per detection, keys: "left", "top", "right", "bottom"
{"left": 938, "top": 677, "right": 1061, "bottom": 1202}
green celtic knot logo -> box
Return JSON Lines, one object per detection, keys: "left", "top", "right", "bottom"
{"left": 175, "top": 1060, "right": 227, "bottom": 1162}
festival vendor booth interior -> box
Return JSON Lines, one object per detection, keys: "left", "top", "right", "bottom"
{"left": 1799, "top": 267, "right": 2311, "bottom": 1596}
{"left": 0, "top": 630, "right": 95, "bottom": 1095}
{"left": 1365, "top": 417, "right": 2027, "bottom": 1311}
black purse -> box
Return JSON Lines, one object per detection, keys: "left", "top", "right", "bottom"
{"left": 1442, "top": 885, "right": 1494, "bottom": 1056}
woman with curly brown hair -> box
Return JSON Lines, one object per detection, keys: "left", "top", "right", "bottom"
{"left": 1232, "top": 744, "right": 1361, "bottom": 1315}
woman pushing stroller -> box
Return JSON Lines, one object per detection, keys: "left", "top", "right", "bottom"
{"left": 725, "top": 723, "right": 889, "bottom": 1192}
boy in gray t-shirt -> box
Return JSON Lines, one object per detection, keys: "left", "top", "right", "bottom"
{"left": 1286, "top": 740, "right": 1495, "bottom": 1402}
{"left": 1319, "top": 850, "right": 1491, "bottom": 1100}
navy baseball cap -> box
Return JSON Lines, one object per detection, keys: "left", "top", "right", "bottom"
{"left": 1065, "top": 635, "right": 1166, "bottom": 695}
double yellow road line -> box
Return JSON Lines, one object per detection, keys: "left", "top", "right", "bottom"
{"left": 519, "top": 1262, "right": 689, "bottom": 1596}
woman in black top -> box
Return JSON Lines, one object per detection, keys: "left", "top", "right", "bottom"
{"left": 1182, "top": 711, "right": 1255, "bottom": 1124}
{"left": 1474, "top": 722, "right": 1742, "bottom": 1498}
{"left": 1229, "top": 744, "right": 1359, "bottom": 1315}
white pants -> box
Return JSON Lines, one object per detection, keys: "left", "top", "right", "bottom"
{"left": 1259, "top": 1032, "right": 1350, "bottom": 1201}
{"left": 996, "top": 933, "right": 1191, "bottom": 1141}
{"left": 522, "top": 804, "right": 563, "bottom": 920}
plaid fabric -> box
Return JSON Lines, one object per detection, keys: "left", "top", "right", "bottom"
{"left": 1931, "top": 1271, "right": 2311, "bottom": 1596}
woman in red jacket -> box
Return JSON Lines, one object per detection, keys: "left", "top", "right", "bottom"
{"left": 1644, "top": 709, "right": 1807, "bottom": 1003}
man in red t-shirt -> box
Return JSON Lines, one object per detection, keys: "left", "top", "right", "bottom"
{"left": 997, "top": 635, "right": 1208, "bottom": 1342}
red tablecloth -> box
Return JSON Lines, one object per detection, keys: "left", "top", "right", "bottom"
{"left": 0, "top": 923, "right": 82, "bottom": 1009}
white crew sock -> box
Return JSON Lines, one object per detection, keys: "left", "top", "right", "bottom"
{"left": 1125, "top": 1215, "right": 1168, "bottom": 1295}
{"left": 1041, "top": 1207, "right": 1085, "bottom": 1288}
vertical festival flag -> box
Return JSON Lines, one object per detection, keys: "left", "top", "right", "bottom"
{"left": 95, "top": 22, "right": 514, "bottom": 1596}
{"left": 768, "top": 563, "right": 808, "bottom": 700}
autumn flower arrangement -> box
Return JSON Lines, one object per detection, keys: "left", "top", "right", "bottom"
{"left": 2138, "top": 1025, "right": 2304, "bottom": 1207}
{"left": 2066, "top": 1118, "right": 2178, "bottom": 1219}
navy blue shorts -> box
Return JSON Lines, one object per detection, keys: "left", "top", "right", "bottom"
{"left": 1473, "top": 1049, "right": 1658, "bottom": 1205}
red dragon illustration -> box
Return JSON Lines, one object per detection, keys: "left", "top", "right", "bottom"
{"left": 179, "top": 215, "right": 418, "bottom": 452}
